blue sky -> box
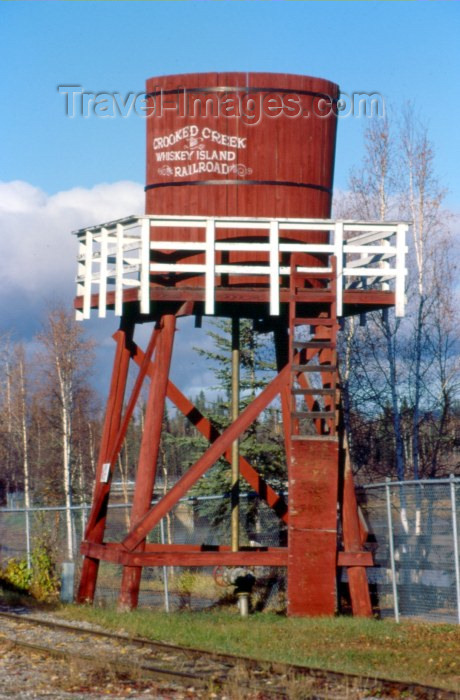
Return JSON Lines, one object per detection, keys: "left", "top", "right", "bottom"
{"left": 1, "top": 1, "right": 459, "bottom": 396}
{"left": 2, "top": 1, "right": 460, "bottom": 205}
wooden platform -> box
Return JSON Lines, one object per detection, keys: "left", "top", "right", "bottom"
{"left": 74, "top": 286, "right": 397, "bottom": 322}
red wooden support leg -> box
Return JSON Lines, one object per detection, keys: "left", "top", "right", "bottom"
{"left": 342, "top": 448, "right": 372, "bottom": 617}
{"left": 287, "top": 439, "right": 339, "bottom": 616}
{"left": 77, "top": 321, "right": 133, "bottom": 603}
{"left": 118, "top": 315, "right": 176, "bottom": 610}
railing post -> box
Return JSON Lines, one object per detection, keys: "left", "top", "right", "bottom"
{"left": 334, "top": 221, "right": 343, "bottom": 316}
{"left": 76, "top": 234, "right": 85, "bottom": 321}
{"left": 450, "top": 475, "right": 460, "bottom": 624}
{"left": 395, "top": 224, "right": 406, "bottom": 317}
{"left": 269, "top": 220, "right": 280, "bottom": 315}
{"left": 381, "top": 237, "right": 390, "bottom": 291}
{"left": 205, "top": 218, "right": 215, "bottom": 315}
{"left": 115, "top": 223, "right": 124, "bottom": 316}
{"left": 83, "top": 229, "right": 93, "bottom": 320}
{"left": 140, "top": 217, "right": 150, "bottom": 314}
{"left": 99, "top": 226, "right": 108, "bottom": 318}
{"left": 386, "top": 478, "right": 400, "bottom": 622}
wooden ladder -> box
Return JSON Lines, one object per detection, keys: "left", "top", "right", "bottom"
{"left": 286, "top": 254, "right": 373, "bottom": 616}
{"left": 288, "top": 256, "right": 339, "bottom": 440}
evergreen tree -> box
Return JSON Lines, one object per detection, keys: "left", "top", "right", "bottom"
{"left": 190, "top": 319, "right": 286, "bottom": 531}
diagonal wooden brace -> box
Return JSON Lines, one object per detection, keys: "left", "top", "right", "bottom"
{"left": 130, "top": 342, "right": 288, "bottom": 523}
{"left": 122, "top": 361, "right": 291, "bottom": 552}
{"left": 167, "top": 381, "right": 288, "bottom": 523}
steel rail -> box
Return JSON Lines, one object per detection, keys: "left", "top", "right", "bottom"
{"left": 0, "top": 610, "right": 455, "bottom": 699}
{"left": 5, "top": 638, "right": 205, "bottom": 687}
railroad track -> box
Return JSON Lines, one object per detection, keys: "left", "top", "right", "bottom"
{"left": 0, "top": 609, "right": 456, "bottom": 699}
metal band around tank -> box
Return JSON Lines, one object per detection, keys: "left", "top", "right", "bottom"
{"left": 146, "top": 85, "right": 338, "bottom": 102}
{"left": 145, "top": 180, "right": 332, "bottom": 193}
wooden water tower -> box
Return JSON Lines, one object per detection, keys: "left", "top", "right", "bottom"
{"left": 75, "top": 72, "right": 407, "bottom": 615}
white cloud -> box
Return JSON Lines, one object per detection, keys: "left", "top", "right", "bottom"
{"left": 0, "top": 180, "right": 218, "bottom": 398}
{"left": 0, "top": 180, "right": 144, "bottom": 335}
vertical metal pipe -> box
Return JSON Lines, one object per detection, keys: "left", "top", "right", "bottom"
{"left": 81, "top": 505, "right": 87, "bottom": 541}
{"left": 231, "top": 318, "right": 240, "bottom": 553}
{"left": 449, "top": 475, "right": 460, "bottom": 624}
{"left": 386, "top": 479, "right": 399, "bottom": 622}
{"left": 160, "top": 518, "right": 170, "bottom": 613}
{"left": 238, "top": 592, "right": 249, "bottom": 618}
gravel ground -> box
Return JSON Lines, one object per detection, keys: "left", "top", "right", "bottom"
{"left": 0, "top": 604, "right": 208, "bottom": 700}
{"left": 0, "top": 640, "right": 206, "bottom": 699}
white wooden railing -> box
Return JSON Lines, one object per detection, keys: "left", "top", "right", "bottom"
{"left": 74, "top": 215, "right": 407, "bottom": 320}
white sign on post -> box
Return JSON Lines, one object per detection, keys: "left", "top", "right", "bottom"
{"left": 100, "top": 462, "right": 111, "bottom": 483}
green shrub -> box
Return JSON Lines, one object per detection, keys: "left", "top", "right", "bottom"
{"left": 29, "top": 539, "right": 60, "bottom": 602}
{"left": 176, "top": 569, "right": 197, "bottom": 608}
{"left": 0, "top": 557, "right": 32, "bottom": 592}
{"left": 0, "top": 538, "right": 59, "bottom": 602}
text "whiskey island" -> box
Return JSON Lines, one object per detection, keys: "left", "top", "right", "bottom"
{"left": 156, "top": 149, "right": 238, "bottom": 162}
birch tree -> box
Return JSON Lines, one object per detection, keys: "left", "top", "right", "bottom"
{"left": 338, "top": 115, "right": 406, "bottom": 482}
{"left": 336, "top": 108, "right": 458, "bottom": 484}
{"left": 12, "top": 346, "right": 31, "bottom": 510}
{"left": 0, "top": 339, "right": 31, "bottom": 507}
{"left": 0, "top": 336, "right": 14, "bottom": 499}
{"left": 36, "top": 305, "right": 95, "bottom": 560}
{"left": 398, "top": 106, "right": 449, "bottom": 480}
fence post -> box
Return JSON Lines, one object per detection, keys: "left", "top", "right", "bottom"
{"left": 81, "top": 504, "right": 87, "bottom": 539}
{"left": 386, "top": 478, "right": 399, "bottom": 622}
{"left": 61, "top": 561, "right": 76, "bottom": 603}
{"left": 450, "top": 475, "right": 460, "bottom": 625}
{"left": 160, "top": 518, "right": 170, "bottom": 613}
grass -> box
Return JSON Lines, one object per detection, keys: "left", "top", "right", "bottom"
{"left": 95, "top": 566, "right": 227, "bottom": 597}
{"left": 54, "top": 605, "right": 460, "bottom": 693}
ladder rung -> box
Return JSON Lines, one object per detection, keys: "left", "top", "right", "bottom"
{"left": 292, "top": 364, "right": 337, "bottom": 372}
{"left": 291, "top": 388, "right": 336, "bottom": 395}
{"left": 291, "top": 435, "right": 338, "bottom": 442}
{"left": 292, "top": 411, "right": 335, "bottom": 419}
{"left": 293, "top": 340, "right": 335, "bottom": 350}
{"left": 292, "top": 290, "right": 333, "bottom": 299}
{"left": 292, "top": 318, "right": 335, "bottom": 326}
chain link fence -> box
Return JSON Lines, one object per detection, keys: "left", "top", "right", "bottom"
{"left": 357, "top": 477, "right": 460, "bottom": 624}
{"left": 0, "top": 493, "right": 285, "bottom": 612}
{"left": 1, "top": 478, "right": 459, "bottom": 623}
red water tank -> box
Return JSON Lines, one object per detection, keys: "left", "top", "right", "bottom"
{"left": 144, "top": 72, "right": 339, "bottom": 289}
